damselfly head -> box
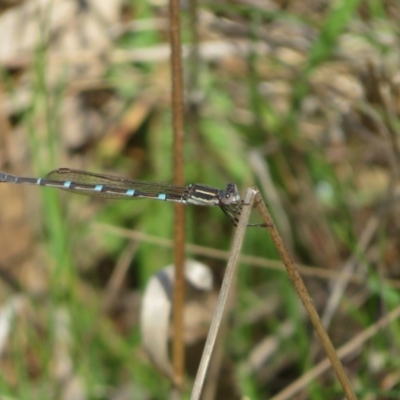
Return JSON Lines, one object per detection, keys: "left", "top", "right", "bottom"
{"left": 220, "top": 182, "right": 241, "bottom": 205}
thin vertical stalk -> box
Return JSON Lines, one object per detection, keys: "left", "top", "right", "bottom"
{"left": 169, "top": 0, "right": 186, "bottom": 391}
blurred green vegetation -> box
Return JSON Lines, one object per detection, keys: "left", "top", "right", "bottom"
{"left": 0, "top": 0, "right": 400, "bottom": 399}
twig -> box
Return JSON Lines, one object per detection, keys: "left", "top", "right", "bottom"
{"left": 255, "top": 192, "right": 357, "bottom": 400}
{"left": 169, "top": 0, "right": 186, "bottom": 391}
{"left": 190, "top": 188, "right": 257, "bottom": 400}
{"left": 271, "top": 305, "right": 400, "bottom": 400}
{"left": 93, "top": 223, "right": 400, "bottom": 290}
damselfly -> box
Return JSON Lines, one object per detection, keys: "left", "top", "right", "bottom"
{"left": 0, "top": 168, "right": 262, "bottom": 227}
